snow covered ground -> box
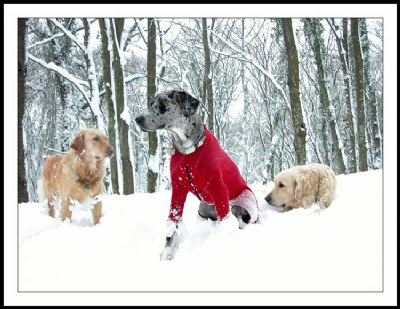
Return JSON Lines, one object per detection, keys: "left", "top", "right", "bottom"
{"left": 13, "top": 169, "right": 392, "bottom": 305}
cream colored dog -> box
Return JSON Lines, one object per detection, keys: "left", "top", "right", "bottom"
{"left": 265, "top": 163, "right": 336, "bottom": 212}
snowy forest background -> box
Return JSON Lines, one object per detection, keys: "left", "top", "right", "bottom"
{"left": 17, "top": 17, "right": 383, "bottom": 203}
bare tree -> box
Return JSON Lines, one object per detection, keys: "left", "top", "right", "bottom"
{"left": 281, "top": 18, "right": 307, "bottom": 165}
{"left": 29, "top": 18, "right": 106, "bottom": 130}
{"left": 45, "top": 19, "right": 75, "bottom": 152}
{"left": 350, "top": 18, "right": 369, "bottom": 172}
{"left": 18, "top": 18, "right": 29, "bottom": 203}
{"left": 327, "top": 18, "right": 357, "bottom": 173}
{"left": 360, "top": 18, "right": 382, "bottom": 169}
{"left": 99, "top": 18, "right": 120, "bottom": 194}
{"left": 202, "top": 18, "right": 214, "bottom": 133}
{"left": 147, "top": 18, "right": 158, "bottom": 193}
{"left": 111, "top": 18, "right": 135, "bottom": 194}
{"left": 303, "top": 18, "right": 346, "bottom": 174}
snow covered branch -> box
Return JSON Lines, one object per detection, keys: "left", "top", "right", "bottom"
{"left": 27, "top": 53, "right": 90, "bottom": 104}
{"left": 209, "top": 28, "right": 289, "bottom": 104}
{"left": 48, "top": 18, "right": 86, "bottom": 51}
{"left": 28, "top": 32, "right": 65, "bottom": 50}
{"left": 26, "top": 82, "right": 46, "bottom": 93}
{"left": 125, "top": 73, "right": 146, "bottom": 84}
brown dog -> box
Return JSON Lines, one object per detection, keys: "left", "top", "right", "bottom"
{"left": 265, "top": 163, "right": 336, "bottom": 212}
{"left": 41, "top": 129, "right": 114, "bottom": 224}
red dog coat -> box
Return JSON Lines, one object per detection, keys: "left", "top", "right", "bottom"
{"left": 168, "top": 127, "right": 258, "bottom": 223}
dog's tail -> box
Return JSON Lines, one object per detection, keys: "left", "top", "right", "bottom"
{"left": 37, "top": 178, "right": 45, "bottom": 202}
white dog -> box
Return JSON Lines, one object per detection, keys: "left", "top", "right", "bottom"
{"left": 265, "top": 163, "right": 336, "bottom": 212}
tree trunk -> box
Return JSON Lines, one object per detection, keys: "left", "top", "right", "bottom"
{"left": 82, "top": 19, "right": 104, "bottom": 130}
{"left": 240, "top": 18, "right": 250, "bottom": 181}
{"left": 360, "top": 18, "right": 382, "bottom": 169}
{"left": 266, "top": 107, "right": 285, "bottom": 183}
{"left": 99, "top": 18, "right": 120, "bottom": 194}
{"left": 304, "top": 18, "right": 346, "bottom": 174}
{"left": 111, "top": 18, "right": 135, "bottom": 194}
{"left": 48, "top": 19, "right": 73, "bottom": 151}
{"left": 147, "top": 18, "right": 158, "bottom": 193}
{"left": 342, "top": 19, "right": 350, "bottom": 71}
{"left": 350, "top": 18, "right": 369, "bottom": 172}
{"left": 202, "top": 18, "right": 214, "bottom": 133}
{"left": 18, "top": 18, "right": 29, "bottom": 203}
{"left": 281, "top": 18, "right": 307, "bottom": 165}
{"left": 329, "top": 18, "right": 357, "bottom": 173}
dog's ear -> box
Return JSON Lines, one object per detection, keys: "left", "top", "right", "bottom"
{"left": 70, "top": 131, "right": 85, "bottom": 154}
{"left": 185, "top": 93, "right": 200, "bottom": 117}
{"left": 172, "top": 90, "right": 200, "bottom": 117}
{"left": 169, "top": 90, "right": 185, "bottom": 103}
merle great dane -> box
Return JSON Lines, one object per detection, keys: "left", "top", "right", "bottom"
{"left": 135, "top": 90, "right": 259, "bottom": 259}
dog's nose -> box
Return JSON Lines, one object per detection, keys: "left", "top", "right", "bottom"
{"left": 135, "top": 116, "right": 144, "bottom": 125}
{"left": 265, "top": 194, "right": 271, "bottom": 203}
{"left": 107, "top": 147, "right": 114, "bottom": 158}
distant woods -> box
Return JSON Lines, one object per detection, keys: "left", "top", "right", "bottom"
{"left": 20, "top": 18, "right": 383, "bottom": 201}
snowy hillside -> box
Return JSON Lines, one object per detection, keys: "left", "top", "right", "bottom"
{"left": 18, "top": 169, "right": 384, "bottom": 299}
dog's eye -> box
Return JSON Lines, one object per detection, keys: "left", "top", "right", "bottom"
{"left": 93, "top": 136, "right": 100, "bottom": 142}
{"left": 279, "top": 183, "right": 285, "bottom": 188}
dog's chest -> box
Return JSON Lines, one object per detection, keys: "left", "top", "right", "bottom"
{"left": 171, "top": 152, "right": 215, "bottom": 204}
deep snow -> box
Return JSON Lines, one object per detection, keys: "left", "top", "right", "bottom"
{"left": 17, "top": 170, "right": 384, "bottom": 299}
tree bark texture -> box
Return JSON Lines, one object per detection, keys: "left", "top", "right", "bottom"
{"left": 304, "top": 18, "right": 346, "bottom": 174}
{"left": 351, "top": 18, "right": 369, "bottom": 172}
{"left": 147, "top": 18, "right": 158, "bottom": 193}
{"left": 111, "top": 18, "right": 135, "bottom": 194}
{"left": 99, "top": 18, "right": 120, "bottom": 194}
{"left": 18, "top": 18, "right": 29, "bottom": 203}
{"left": 281, "top": 18, "right": 307, "bottom": 165}
{"left": 330, "top": 18, "right": 357, "bottom": 173}
{"left": 360, "top": 18, "right": 382, "bottom": 169}
{"left": 202, "top": 18, "right": 214, "bottom": 133}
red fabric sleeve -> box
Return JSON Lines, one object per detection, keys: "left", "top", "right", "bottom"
{"left": 206, "top": 179, "right": 230, "bottom": 221}
{"left": 168, "top": 185, "right": 188, "bottom": 223}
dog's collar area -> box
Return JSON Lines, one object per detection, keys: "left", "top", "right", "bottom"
{"left": 173, "top": 125, "right": 206, "bottom": 155}
{"left": 77, "top": 174, "right": 91, "bottom": 191}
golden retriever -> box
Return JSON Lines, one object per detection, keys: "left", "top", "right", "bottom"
{"left": 41, "top": 129, "right": 114, "bottom": 224}
{"left": 264, "top": 163, "right": 336, "bottom": 212}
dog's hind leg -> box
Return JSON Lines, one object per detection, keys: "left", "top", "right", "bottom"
{"left": 198, "top": 202, "right": 218, "bottom": 221}
{"left": 231, "top": 205, "right": 251, "bottom": 228}
{"left": 230, "top": 189, "right": 259, "bottom": 228}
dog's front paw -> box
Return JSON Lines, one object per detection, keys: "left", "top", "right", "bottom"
{"left": 161, "top": 220, "right": 181, "bottom": 261}
{"left": 160, "top": 229, "right": 179, "bottom": 261}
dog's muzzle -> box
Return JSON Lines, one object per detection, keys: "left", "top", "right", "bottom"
{"left": 107, "top": 147, "right": 114, "bottom": 158}
{"left": 135, "top": 115, "right": 153, "bottom": 132}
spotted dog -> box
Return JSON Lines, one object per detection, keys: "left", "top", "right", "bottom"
{"left": 135, "top": 90, "right": 259, "bottom": 260}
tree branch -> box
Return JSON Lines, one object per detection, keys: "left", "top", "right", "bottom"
{"left": 48, "top": 18, "right": 86, "bottom": 51}
{"left": 28, "top": 32, "right": 65, "bottom": 50}
{"left": 209, "top": 28, "right": 289, "bottom": 104}
{"left": 27, "top": 53, "right": 90, "bottom": 104}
